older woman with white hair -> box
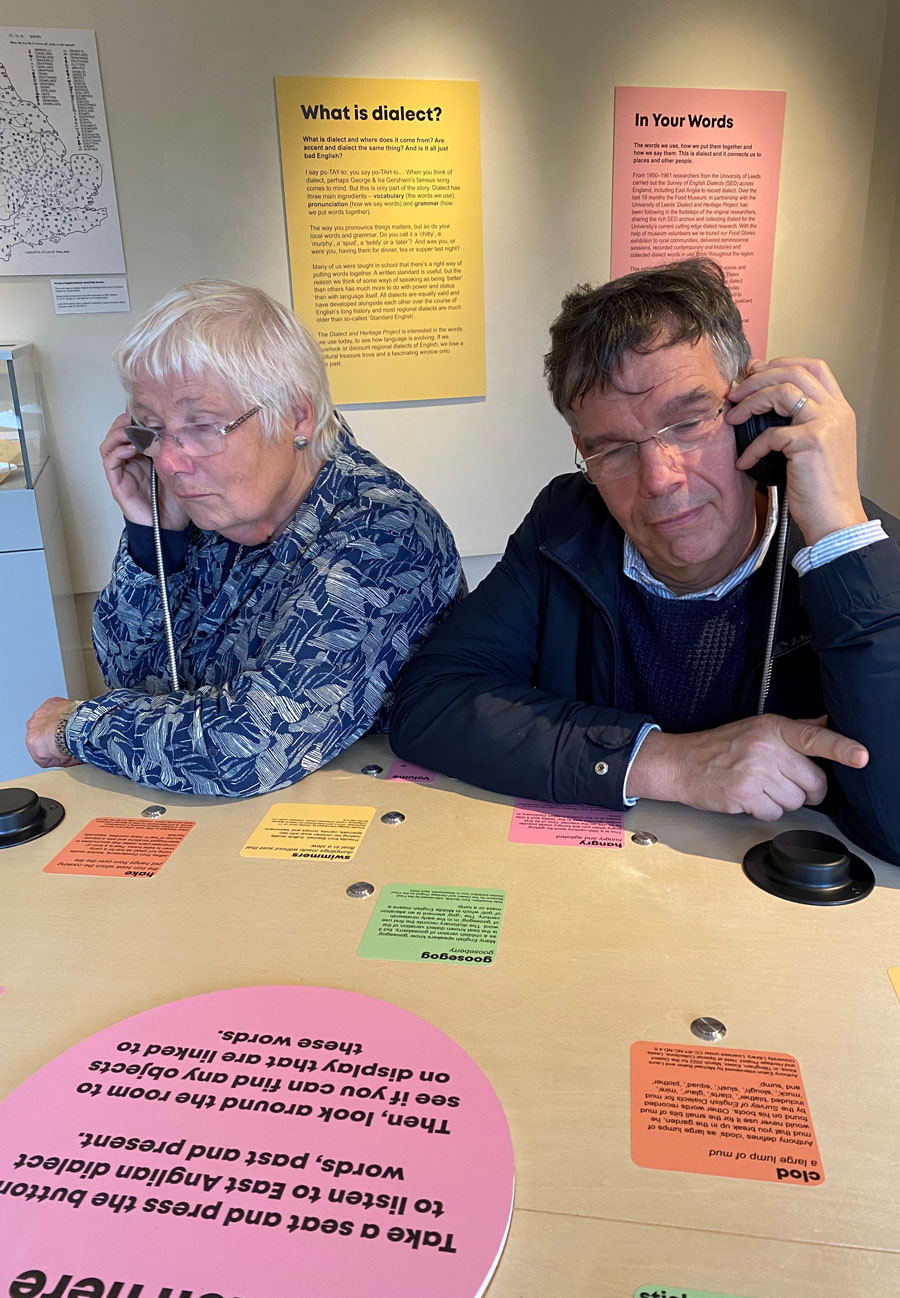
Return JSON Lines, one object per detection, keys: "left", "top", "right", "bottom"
{"left": 25, "top": 280, "right": 462, "bottom": 796}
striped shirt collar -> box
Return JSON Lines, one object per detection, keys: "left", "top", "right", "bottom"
{"left": 623, "top": 487, "right": 778, "bottom": 600}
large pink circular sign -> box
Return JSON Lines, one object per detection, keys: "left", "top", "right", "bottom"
{"left": 0, "top": 986, "right": 514, "bottom": 1296}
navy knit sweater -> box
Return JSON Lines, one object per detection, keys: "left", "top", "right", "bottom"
{"left": 616, "top": 573, "right": 762, "bottom": 732}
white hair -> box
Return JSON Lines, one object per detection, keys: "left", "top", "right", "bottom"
{"left": 112, "top": 280, "right": 342, "bottom": 458}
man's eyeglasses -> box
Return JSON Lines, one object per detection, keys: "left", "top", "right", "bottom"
{"left": 574, "top": 401, "right": 728, "bottom": 485}
{"left": 124, "top": 405, "right": 261, "bottom": 459}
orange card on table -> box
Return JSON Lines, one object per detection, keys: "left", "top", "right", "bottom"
{"left": 43, "top": 817, "right": 195, "bottom": 878}
{"left": 631, "top": 1041, "right": 824, "bottom": 1185}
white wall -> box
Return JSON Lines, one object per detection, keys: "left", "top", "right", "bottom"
{"left": 858, "top": 0, "right": 900, "bottom": 512}
{"left": 1, "top": 0, "right": 897, "bottom": 597}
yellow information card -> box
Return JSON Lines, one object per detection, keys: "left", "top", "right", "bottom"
{"left": 276, "top": 75, "right": 485, "bottom": 404}
{"left": 240, "top": 804, "right": 375, "bottom": 862}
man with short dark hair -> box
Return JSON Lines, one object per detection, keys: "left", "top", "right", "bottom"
{"left": 390, "top": 260, "right": 900, "bottom": 864}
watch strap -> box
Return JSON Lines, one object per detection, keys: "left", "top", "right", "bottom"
{"left": 54, "top": 702, "right": 83, "bottom": 760}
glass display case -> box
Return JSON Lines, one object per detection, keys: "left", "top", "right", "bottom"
{"left": 0, "top": 344, "right": 48, "bottom": 491}
{"left": 0, "top": 343, "right": 86, "bottom": 779}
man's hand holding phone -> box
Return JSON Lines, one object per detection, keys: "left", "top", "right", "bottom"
{"left": 726, "top": 357, "right": 868, "bottom": 545}
{"left": 100, "top": 412, "right": 190, "bottom": 531}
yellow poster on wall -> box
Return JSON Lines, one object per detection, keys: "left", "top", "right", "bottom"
{"left": 275, "top": 76, "right": 485, "bottom": 404}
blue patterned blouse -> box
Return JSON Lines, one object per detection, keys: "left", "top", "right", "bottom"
{"left": 66, "top": 428, "right": 462, "bottom": 796}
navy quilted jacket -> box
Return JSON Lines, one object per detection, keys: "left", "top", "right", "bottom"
{"left": 391, "top": 472, "right": 900, "bottom": 866}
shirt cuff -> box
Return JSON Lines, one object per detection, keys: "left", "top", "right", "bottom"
{"left": 125, "top": 520, "right": 192, "bottom": 575}
{"left": 792, "top": 520, "right": 888, "bottom": 575}
{"left": 622, "top": 721, "right": 660, "bottom": 806}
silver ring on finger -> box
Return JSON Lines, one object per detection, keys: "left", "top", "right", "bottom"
{"left": 789, "top": 394, "right": 808, "bottom": 419}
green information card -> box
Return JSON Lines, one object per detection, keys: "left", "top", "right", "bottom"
{"left": 357, "top": 884, "right": 505, "bottom": 964}
{"left": 635, "top": 1289, "right": 755, "bottom": 1298}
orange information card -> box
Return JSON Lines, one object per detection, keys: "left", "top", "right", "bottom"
{"left": 631, "top": 1041, "right": 824, "bottom": 1185}
{"left": 43, "top": 817, "right": 195, "bottom": 879}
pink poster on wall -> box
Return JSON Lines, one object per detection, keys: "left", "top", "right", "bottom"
{"left": 611, "top": 87, "right": 786, "bottom": 357}
{"left": 0, "top": 985, "right": 514, "bottom": 1297}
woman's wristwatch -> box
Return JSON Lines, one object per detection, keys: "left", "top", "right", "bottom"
{"left": 54, "top": 702, "right": 83, "bottom": 760}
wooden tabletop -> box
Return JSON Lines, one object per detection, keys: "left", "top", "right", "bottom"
{"left": 2, "top": 735, "right": 899, "bottom": 1295}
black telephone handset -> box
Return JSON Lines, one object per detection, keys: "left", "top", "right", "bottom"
{"left": 733, "top": 412, "right": 791, "bottom": 488}
{"left": 121, "top": 418, "right": 181, "bottom": 689}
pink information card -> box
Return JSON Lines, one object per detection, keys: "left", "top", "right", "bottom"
{"left": 612, "top": 86, "right": 786, "bottom": 356}
{"left": 0, "top": 985, "right": 514, "bottom": 1297}
{"left": 510, "top": 799, "right": 624, "bottom": 848}
{"left": 387, "top": 761, "right": 437, "bottom": 784}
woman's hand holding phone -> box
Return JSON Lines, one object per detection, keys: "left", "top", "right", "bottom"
{"left": 100, "top": 412, "right": 190, "bottom": 531}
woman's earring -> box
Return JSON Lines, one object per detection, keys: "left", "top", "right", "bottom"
{"left": 293, "top": 436, "right": 308, "bottom": 451}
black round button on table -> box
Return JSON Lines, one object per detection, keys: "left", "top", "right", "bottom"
{"left": 0, "top": 787, "right": 65, "bottom": 849}
{"left": 743, "top": 828, "right": 874, "bottom": 906}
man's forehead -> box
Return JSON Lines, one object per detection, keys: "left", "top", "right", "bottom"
{"left": 613, "top": 336, "right": 723, "bottom": 390}
{"left": 572, "top": 338, "right": 726, "bottom": 423}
